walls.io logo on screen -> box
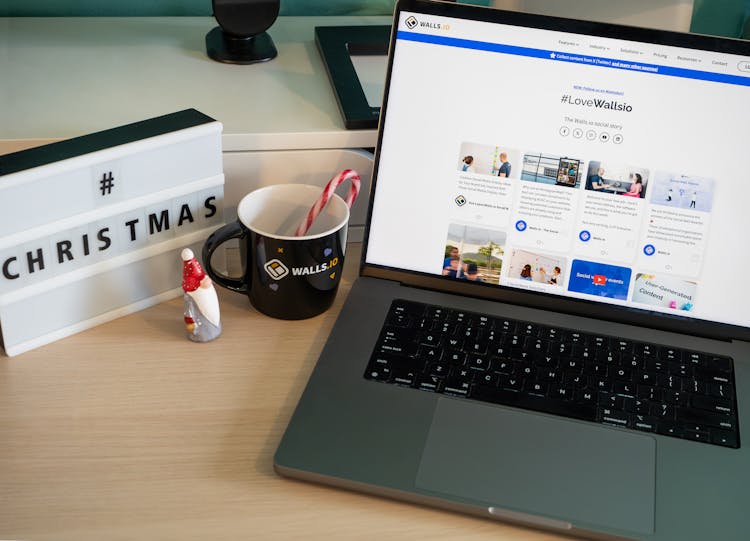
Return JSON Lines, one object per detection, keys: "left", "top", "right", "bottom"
{"left": 405, "top": 16, "right": 418, "bottom": 29}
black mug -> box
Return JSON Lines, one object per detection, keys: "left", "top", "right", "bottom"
{"left": 202, "top": 184, "right": 350, "bottom": 319}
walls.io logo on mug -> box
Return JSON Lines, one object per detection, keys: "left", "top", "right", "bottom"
{"left": 264, "top": 259, "right": 290, "bottom": 280}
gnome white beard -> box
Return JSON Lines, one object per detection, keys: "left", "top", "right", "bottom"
{"left": 188, "top": 285, "right": 221, "bottom": 327}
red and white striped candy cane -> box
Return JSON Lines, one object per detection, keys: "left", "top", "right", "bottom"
{"left": 294, "top": 169, "right": 361, "bottom": 236}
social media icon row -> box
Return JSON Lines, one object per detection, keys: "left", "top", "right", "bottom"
{"left": 559, "top": 126, "right": 623, "bottom": 144}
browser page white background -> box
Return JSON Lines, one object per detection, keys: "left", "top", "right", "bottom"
{"left": 367, "top": 12, "right": 750, "bottom": 328}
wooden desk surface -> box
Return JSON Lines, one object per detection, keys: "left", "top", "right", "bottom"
{"left": 0, "top": 240, "right": 569, "bottom": 541}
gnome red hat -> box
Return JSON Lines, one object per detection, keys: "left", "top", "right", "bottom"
{"left": 181, "top": 248, "right": 206, "bottom": 292}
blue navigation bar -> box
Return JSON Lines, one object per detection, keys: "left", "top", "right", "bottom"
{"left": 397, "top": 31, "right": 750, "bottom": 87}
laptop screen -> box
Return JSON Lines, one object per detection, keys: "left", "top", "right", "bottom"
{"left": 365, "top": 1, "right": 750, "bottom": 331}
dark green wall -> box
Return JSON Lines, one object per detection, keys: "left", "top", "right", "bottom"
{"left": 0, "top": 0, "right": 395, "bottom": 17}
{"left": 690, "top": 0, "right": 750, "bottom": 37}
{"left": 1, "top": 0, "right": 748, "bottom": 38}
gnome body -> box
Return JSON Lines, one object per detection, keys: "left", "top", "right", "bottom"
{"left": 181, "top": 248, "right": 222, "bottom": 342}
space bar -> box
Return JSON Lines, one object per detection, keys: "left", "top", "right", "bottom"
{"left": 470, "top": 386, "right": 597, "bottom": 422}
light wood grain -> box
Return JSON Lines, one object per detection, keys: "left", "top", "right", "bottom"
{"left": 0, "top": 243, "right": 572, "bottom": 541}
{"left": 0, "top": 15, "right": 570, "bottom": 538}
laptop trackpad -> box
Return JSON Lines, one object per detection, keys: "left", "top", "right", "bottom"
{"left": 416, "top": 398, "right": 656, "bottom": 535}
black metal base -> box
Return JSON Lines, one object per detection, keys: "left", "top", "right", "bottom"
{"left": 205, "top": 27, "right": 278, "bottom": 65}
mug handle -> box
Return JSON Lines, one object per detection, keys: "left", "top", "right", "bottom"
{"left": 202, "top": 221, "right": 249, "bottom": 294}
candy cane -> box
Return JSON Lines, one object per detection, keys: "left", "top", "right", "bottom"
{"left": 294, "top": 169, "right": 361, "bottom": 236}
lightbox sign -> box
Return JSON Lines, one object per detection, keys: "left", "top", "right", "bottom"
{"left": 0, "top": 109, "right": 224, "bottom": 356}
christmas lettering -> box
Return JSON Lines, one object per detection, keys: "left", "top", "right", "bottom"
{"left": 1, "top": 194, "right": 218, "bottom": 283}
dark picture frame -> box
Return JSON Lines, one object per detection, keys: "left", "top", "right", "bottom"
{"left": 315, "top": 25, "right": 391, "bottom": 129}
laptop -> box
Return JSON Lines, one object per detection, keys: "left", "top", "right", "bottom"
{"left": 275, "top": 1, "right": 750, "bottom": 539}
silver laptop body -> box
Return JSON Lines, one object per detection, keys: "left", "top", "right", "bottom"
{"left": 276, "top": 2, "right": 750, "bottom": 539}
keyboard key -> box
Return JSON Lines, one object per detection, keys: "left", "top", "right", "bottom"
{"left": 378, "top": 328, "right": 419, "bottom": 355}
{"left": 427, "top": 362, "right": 450, "bottom": 377}
{"left": 418, "top": 375, "right": 443, "bottom": 392}
{"left": 711, "top": 429, "right": 739, "bottom": 448}
{"left": 590, "top": 335, "right": 608, "bottom": 349}
{"left": 498, "top": 375, "right": 523, "bottom": 391}
{"left": 540, "top": 327, "right": 560, "bottom": 341}
{"left": 562, "top": 373, "right": 586, "bottom": 387}
{"left": 663, "top": 390, "right": 688, "bottom": 406}
{"left": 469, "top": 314, "right": 493, "bottom": 328}
{"left": 685, "top": 378, "right": 705, "bottom": 395}
{"left": 684, "top": 429, "right": 710, "bottom": 443}
{"left": 419, "top": 331, "right": 442, "bottom": 347}
{"left": 515, "top": 363, "right": 536, "bottom": 379}
{"left": 685, "top": 351, "right": 706, "bottom": 366}
{"left": 526, "top": 381, "right": 548, "bottom": 396}
{"left": 667, "top": 362, "right": 691, "bottom": 377}
{"left": 575, "top": 388, "right": 597, "bottom": 404}
{"left": 635, "top": 371, "right": 656, "bottom": 386}
{"left": 443, "top": 378, "right": 471, "bottom": 397}
{"left": 622, "top": 355, "right": 644, "bottom": 370}
{"left": 657, "top": 374, "right": 684, "bottom": 390}
{"left": 477, "top": 371, "right": 500, "bottom": 387}
{"left": 598, "top": 392, "right": 624, "bottom": 410}
{"left": 645, "top": 359, "right": 667, "bottom": 373}
{"left": 425, "top": 306, "right": 448, "bottom": 321}
{"left": 597, "top": 350, "right": 620, "bottom": 365}
{"left": 453, "top": 367, "right": 472, "bottom": 380}
{"left": 694, "top": 366, "right": 733, "bottom": 385}
{"left": 445, "top": 336, "right": 463, "bottom": 349}
{"left": 562, "top": 330, "right": 586, "bottom": 344}
{"left": 613, "top": 367, "right": 632, "bottom": 381}
{"left": 493, "top": 359, "right": 513, "bottom": 374}
{"left": 657, "top": 420, "right": 684, "bottom": 437}
{"left": 467, "top": 355, "right": 490, "bottom": 371}
{"left": 634, "top": 343, "right": 657, "bottom": 357}
{"left": 691, "top": 395, "right": 734, "bottom": 415}
{"left": 586, "top": 363, "right": 608, "bottom": 377}
{"left": 392, "top": 368, "right": 417, "bottom": 386}
{"left": 635, "top": 399, "right": 655, "bottom": 415}
{"left": 495, "top": 318, "right": 516, "bottom": 332}
{"left": 366, "top": 366, "right": 392, "bottom": 381}
{"left": 370, "top": 352, "right": 418, "bottom": 371}
{"left": 613, "top": 339, "right": 633, "bottom": 353}
{"left": 445, "top": 349, "right": 466, "bottom": 365}
{"left": 613, "top": 381, "right": 636, "bottom": 398}
{"left": 510, "top": 347, "right": 533, "bottom": 362}
{"left": 598, "top": 407, "right": 629, "bottom": 427}
{"left": 632, "top": 415, "right": 657, "bottom": 432}
{"left": 526, "top": 337, "right": 547, "bottom": 352}
{"left": 539, "top": 369, "right": 561, "bottom": 382}
{"left": 520, "top": 322, "right": 539, "bottom": 336}
{"left": 707, "top": 382, "right": 734, "bottom": 399}
{"left": 420, "top": 346, "right": 443, "bottom": 361}
{"left": 637, "top": 384, "right": 661, "bottom": 401}
{"left": 465, "top": 340, "right": 488, "bottom": 354}
{"left": 650, "top": 402, "right": 675, "bottom": 419}
{"left": 659, "top": 347, "right": 683, "bottom": 361}
{"left": 488, "top": 344, "right": 511, "bottom": 357}
{"left": 709, "top": 356, "right": 733, "bottom": 373}
{"left": 533, "top": 352, "right": 558, "bottom": 367}
{"left": 563, "top": 359, "right": 583, "bottom": 373}
{"left": 550, "top": 385, "right": 574, "bottom": 400}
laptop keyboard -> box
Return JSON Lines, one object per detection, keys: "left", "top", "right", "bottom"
{"left": 364, "top": 299, "right": 740, "bottom": 448}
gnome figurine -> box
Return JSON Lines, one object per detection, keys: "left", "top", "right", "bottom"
{"left": 181, "top": 248, "right": 222, "bottom": 342}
